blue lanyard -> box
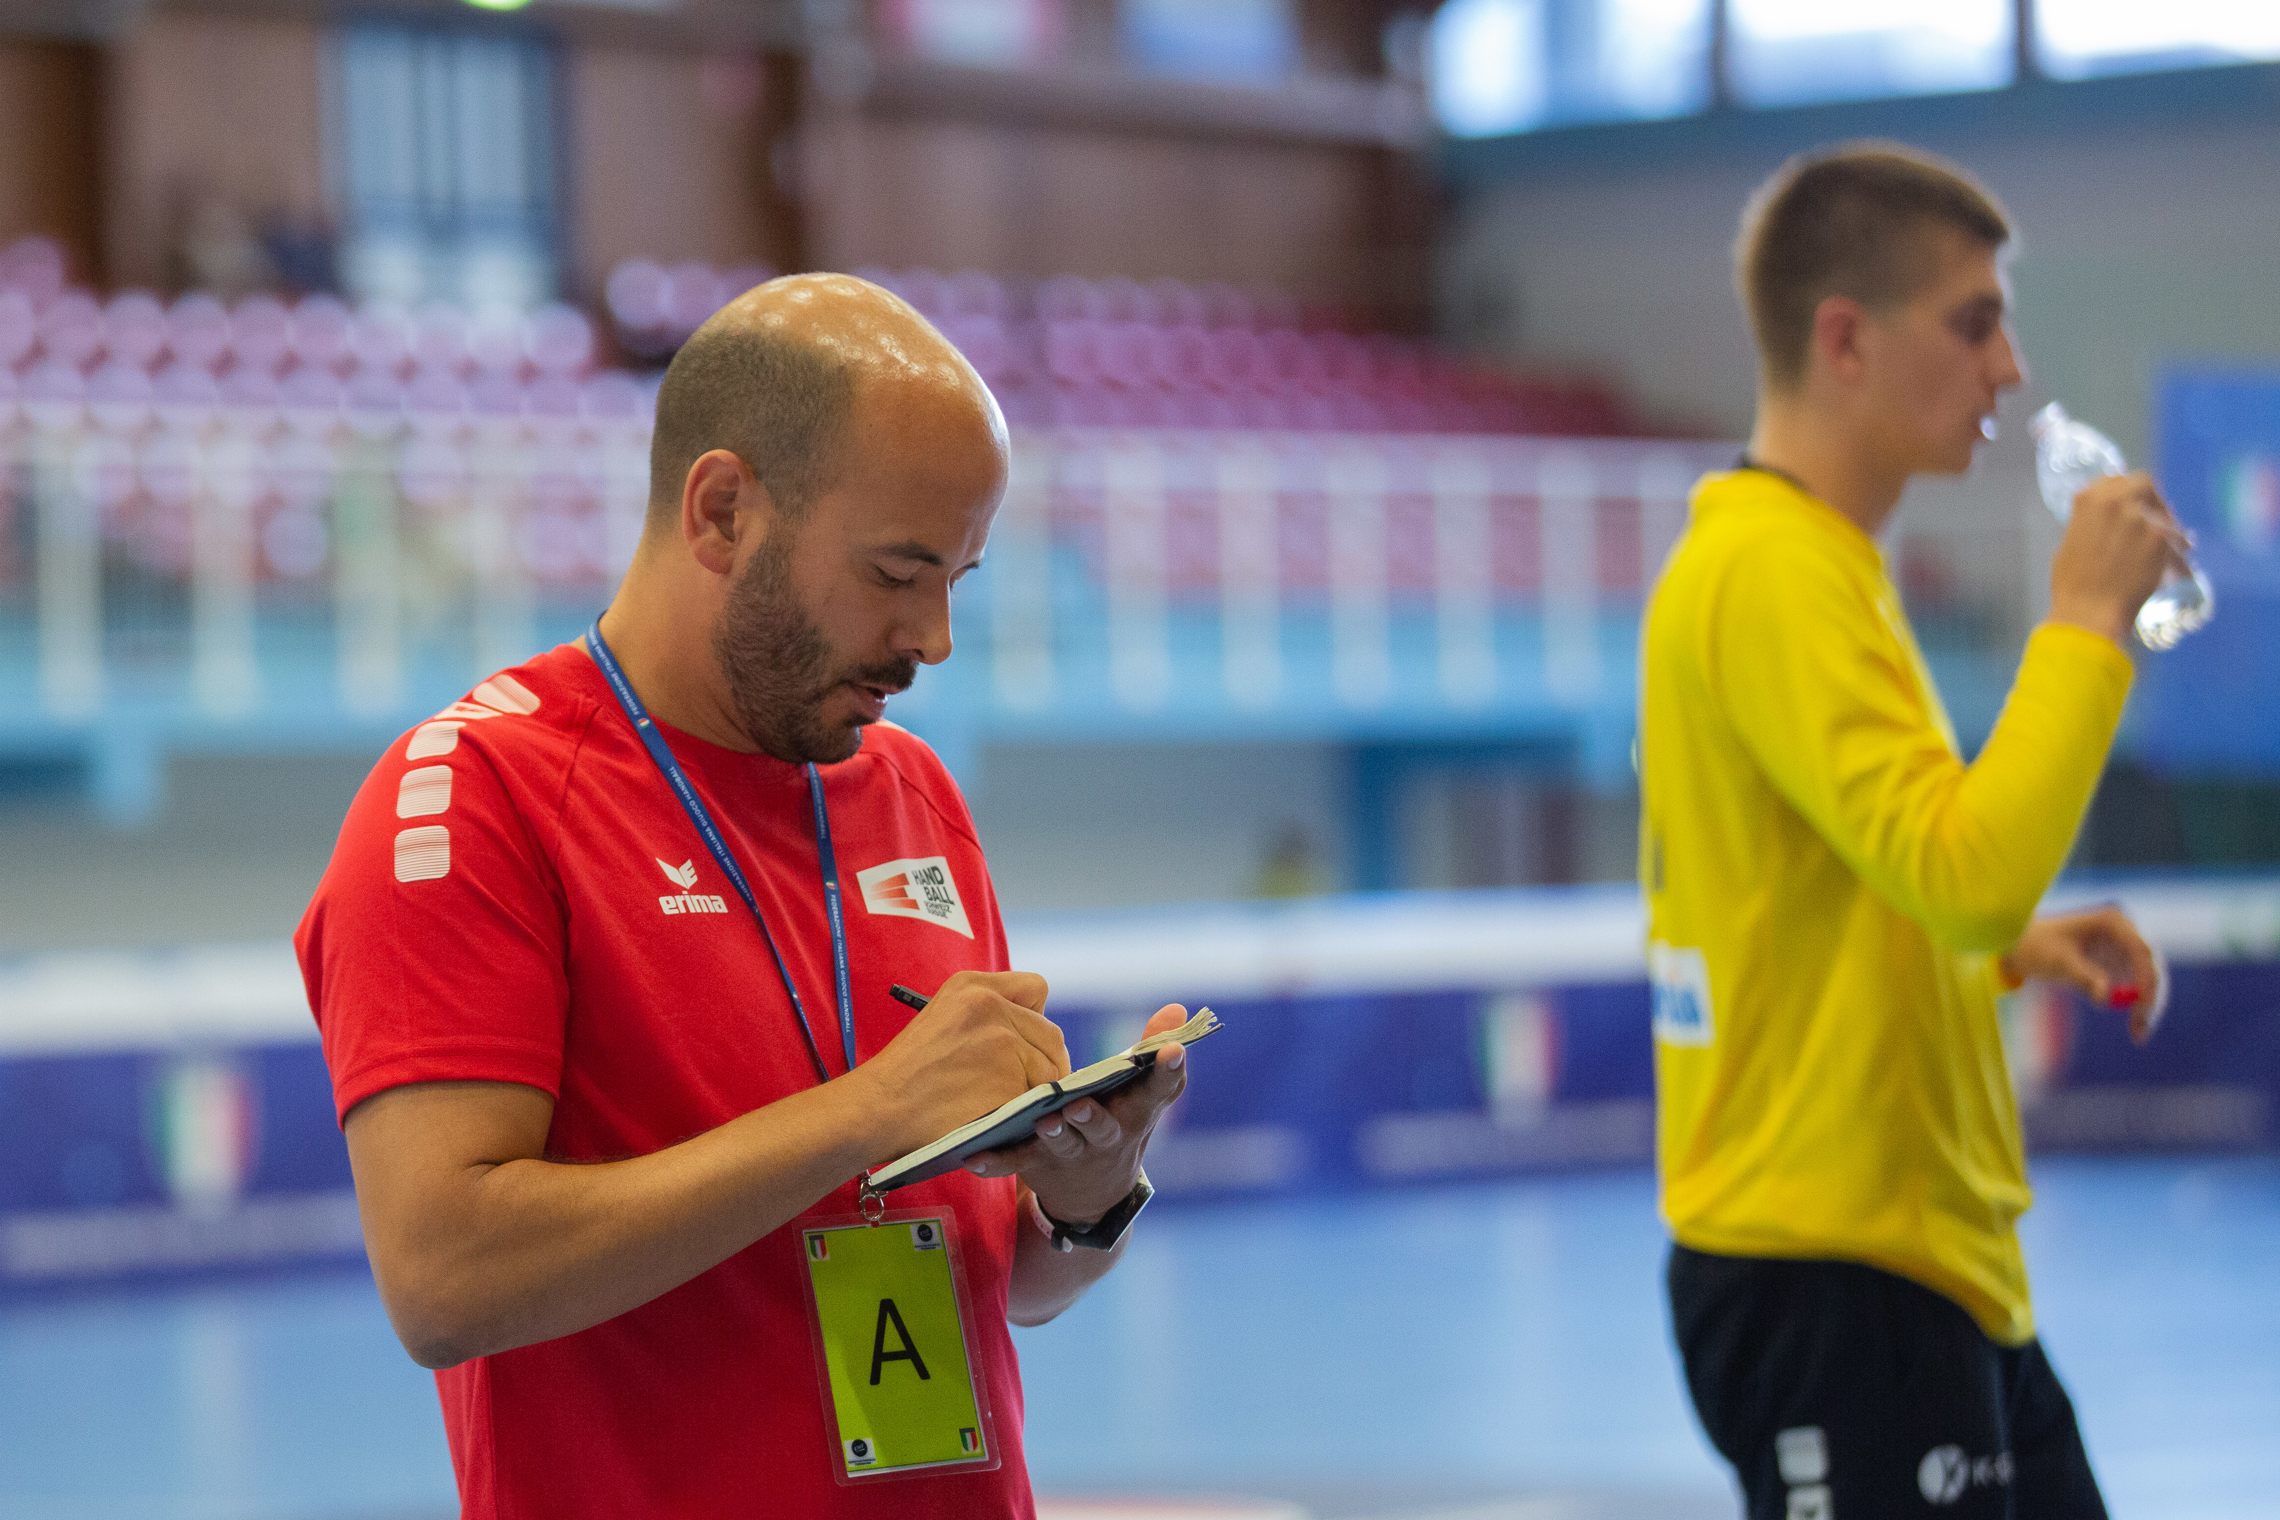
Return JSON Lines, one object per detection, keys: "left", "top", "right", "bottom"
{"left": 585, "top": 618, "right": 858, "bottom": 1085}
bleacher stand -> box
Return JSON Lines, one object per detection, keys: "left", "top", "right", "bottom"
{"left": 0, "top": 236, "right": 1731, "bottom": 822}
{"left": 603, "top": 257, "right": 1642, "bottom": 436}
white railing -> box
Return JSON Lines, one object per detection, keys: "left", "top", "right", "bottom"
{"left": 1, "top": 399, "right": 1733, "bottom": 726}
{"left": 0, "top": 380, "right": 655, "bottom": 719}
{"left": 985, "top": 429, "right": 1732, "bottom": 714}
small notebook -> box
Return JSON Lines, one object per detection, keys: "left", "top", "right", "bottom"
{"left": 863, "top": 1008, "right": 1222, "bottom": 1194}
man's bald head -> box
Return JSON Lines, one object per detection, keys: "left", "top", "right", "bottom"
{"left": 644, "top": 273, "right": 1000, "bottom": 535}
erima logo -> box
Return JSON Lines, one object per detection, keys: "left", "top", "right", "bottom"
{"left": 856, "top": 856, "right": 973, "bottom": 938}
{"left": 656, "top": 857, "right": 728, "bottom": 916}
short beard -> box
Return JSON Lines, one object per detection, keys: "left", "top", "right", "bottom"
{"left": 710, "top": 530, "right": 915, "bottom": 765}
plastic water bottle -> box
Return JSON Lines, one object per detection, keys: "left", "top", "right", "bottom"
{"left": 2028, "top": 401, "right": 2213, "bottom": 650}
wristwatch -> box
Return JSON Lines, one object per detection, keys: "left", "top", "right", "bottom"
{"left": 1029, "top": 1170, "right": 1153, "bottom": 1252}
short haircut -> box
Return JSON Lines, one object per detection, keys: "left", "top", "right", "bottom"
{"left": 1736, "top": 142, "right": 2012, "bottom": 389}
{"left": 646, "top": 322, "right": 858, "bottom": 528}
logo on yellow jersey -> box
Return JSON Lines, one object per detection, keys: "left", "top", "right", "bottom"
{"left": 1648, "top": 941, "right": 1715, "bottom": 1047}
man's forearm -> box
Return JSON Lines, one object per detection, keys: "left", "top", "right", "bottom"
{"left": 354, "top": 971, "right": 1083, "bottom": 1371}
{"left": 352, "top": 1076, "right": 888, "bottom": 1369}
{"left": 1925, "top": 621, "right": 2133, "bottom": 944}
{"left": 1005, "top": 1185, "right": 1127, "bottom": 1326}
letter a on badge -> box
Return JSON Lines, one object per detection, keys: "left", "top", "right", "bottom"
{"left": 869, "top": 1298, "right": 931, "bottom": 1385}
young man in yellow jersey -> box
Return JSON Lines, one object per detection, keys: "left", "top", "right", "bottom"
{"left": 1640, "top": 143, "right": 2189, "bottom": 1519}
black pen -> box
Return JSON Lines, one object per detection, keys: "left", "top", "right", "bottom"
{"left": 889, "top": 984, "right": 930, "bottom": 1011}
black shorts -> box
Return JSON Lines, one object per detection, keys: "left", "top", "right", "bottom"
{"left": 1667, "top": 1244, "right": 2107, "bottom": 1519}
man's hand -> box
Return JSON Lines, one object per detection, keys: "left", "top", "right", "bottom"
{"left": 346, "top": 969, "right": 1077, "bottom": 1368}
{"left": 2048, "top": 471, "right": 2192, "bottom": 646}
{"left": 965, "top": 1003, "right": 1191, "bottom": 1225}
{"left": 2001, "top": 906, "right": 2166, "bottom": 1044}
{"left": 851, "top": 971, "right": 1072, "bottom": 1163}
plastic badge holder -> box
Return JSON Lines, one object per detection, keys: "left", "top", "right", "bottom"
{"left": 797, "top": 1206, "right": 1003, "bottom": 1488}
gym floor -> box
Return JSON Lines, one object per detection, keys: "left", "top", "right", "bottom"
{"left": 3, "top": 1156, "right": 2274, "bottom": 1520}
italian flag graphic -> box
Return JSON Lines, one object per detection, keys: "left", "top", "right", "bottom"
{"left": 152, "top": 1056, "right": 258, "bottom": 1214}
{"left": 808, "top": 1234, "right": 829, "bottom": 1261}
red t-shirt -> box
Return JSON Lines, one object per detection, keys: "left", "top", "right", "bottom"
{"left": 295, "top": 643, "right": 1034, "bottom": 1520}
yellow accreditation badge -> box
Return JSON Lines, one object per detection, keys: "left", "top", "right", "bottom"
{"left": 800, "top": 1213, "right": 998, "bottom": 1483}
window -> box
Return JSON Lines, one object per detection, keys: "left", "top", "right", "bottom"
{"left": 333, "top": 25, "right": 560, "bottom": 311}
{"left": 1431, "top": 0, "right": 2280, "bottom": 140}
{"left": 879, "top": 0, "right": 1066, "bottom": 69}
{"left": 1429, "top": 0, "right": 1712, "bottom": 138}
{"left": 1728, "top": 0, "right": 2013, "bottom": 107}
{"left": 1431, "top": 0, "right": 1545, "bottom": 136}
{"left": 1120, "top": 0, "right": 1298, "bottom": 84}
{"left": 2037, "top": 1, "right": 2280, "bottom": 80}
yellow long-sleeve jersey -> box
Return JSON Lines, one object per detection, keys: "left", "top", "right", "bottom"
{"left": 1640, "top": 468, "right": 2134, "bottom": 1345}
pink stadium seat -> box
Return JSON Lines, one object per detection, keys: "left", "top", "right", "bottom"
{"left": 526, "top": 373, "right": 583, "bottom": 420}
{"left": 940, "top": 314, "right": 1008, "bottom": 381}
{"left": 289, "top": 295, "right": 353, "bottom": 372}
{"left": 348, "top": 303, "right": 413, "bottom": 375}
{"left": 412, "top": 304, "right": 471, "bottom": 375}
{"left": 0, "top": 290, "right": 33, "bottom": 369}
{"left": 20, "top": 359, "right": 86, "bottom": 416}
{"left": 1045, "top": 320, "right": 1099, "bottom": 386}
{"left": 605, "top": 259, "right": 669, "bottom": 334}
{"left": 38, "top": 292, "right": 104, "bottom": 370}
{"left": 1037, "top": 276, "right": 1101, "bottom": 324}
{"left": 404, "top": 365, "right": 470, "bottom": 420}
{"left": 467, "top": 312, "right": 527, "bottom": 378}
{"left": 229, "top": 296, "right": 292, "bottom": 376}
{"left": 345, "top": 367, "right": 405, "bottom": 433}
{"left": 0, "top": 236, "right": 69, "bottom": 306}
{"left": 1097, "top": 276, "right": 1146, "bottom": 326}
{"left": 1147, "top": 278, "right": 1206, "bottom": 330}
{"left": 1096, "top": 322, "right": 1144, "bottom": 387}
{"left": 86, "top": 360, "right": 157, "bottom": 432}
{"left": 662, "top": 261, "right": 724, "bottom": 338}
{"left": 580, "top": 370, "right": 644, "bottom": 423}
{"left": 1199, "top": 282, "right": 1252, "bottom": 332}
{"left": 102, "top": 293, "right": 168, "bottom": 372}
{"left": 947, "top": 271, "right": 1006, "bottom": 319}
{"left": 1252, "top": 288, "right": 1300, "bottom": 332}
{"left": 896, "top": 268, "right": 947, "bottom": 319}
{"left": 280, "top": 364, "right": 347, "bottom": 418}
{"left": 525, "top": 304, "right": 595, "bottom": 376}
{"left": 219, "top": 362, "right": 280, "bottom": 412}
{"left": 467, "top": 369, "right": 526, "bottom": 418}
{"left": 719, "top": 264, "right": 775, "bottom": 305}
{"left": 165, "top": 294, "right": 233, "bottom": 373}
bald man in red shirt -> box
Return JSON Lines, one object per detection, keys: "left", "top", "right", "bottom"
{"left": 297, "top": 275, "right": 1188, "bottom": 1518}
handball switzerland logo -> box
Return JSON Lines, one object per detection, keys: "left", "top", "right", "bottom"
{"left": 856, "top": 857, "right": 973, "bottom": 938}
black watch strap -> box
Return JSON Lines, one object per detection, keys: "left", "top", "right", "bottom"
{"left": 1038, "top": 1170, "right": 1153, "bottom": 1252}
